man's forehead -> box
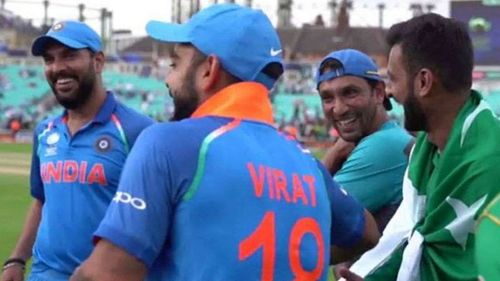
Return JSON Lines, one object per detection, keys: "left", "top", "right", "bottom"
{"left": 388, "top": 44, "right": 404, "bottom": 64}
{"left": 320, "top": 75, "right": 369, "bottom": 92}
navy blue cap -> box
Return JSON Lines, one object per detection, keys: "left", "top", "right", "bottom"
{"left": 316, "top": 49, "right": 392, "bottom": 110}
{"left": 31, "top": 20, "right": 102, "bottom": 56}
{"left": 146, "top": 4, "right": 283, "bottom": 90}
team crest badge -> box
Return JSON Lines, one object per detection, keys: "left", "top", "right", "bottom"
{"left": 46, "top": 132, "right": 60, "bottom": 146}
{"left": 95, "top": 136, "right": 112, "bottom": 153}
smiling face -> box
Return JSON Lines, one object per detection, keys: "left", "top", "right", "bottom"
{"left": 319, "top": 76, "right": 384, "bottom": 143}
{"left": 42, "top": 41, "right": 100, "bottom": 110}
{"left": 386, "top": 44, "right": 428, "bottom": 131}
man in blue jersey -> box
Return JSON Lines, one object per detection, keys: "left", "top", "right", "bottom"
{"left": 70, "top": 4, "right": 380, "bottom": 281}
{"left": 318, "top": 49, "right": 413, "bottom": 232}
{"left": 1, "top": 21, "right": 153, "bottom": 281}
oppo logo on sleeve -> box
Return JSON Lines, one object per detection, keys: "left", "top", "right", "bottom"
{"left": 112, "top": 191, "right": 147, "bottom": 210}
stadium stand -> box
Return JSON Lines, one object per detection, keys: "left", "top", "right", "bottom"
{"left": 2, "top": 5, "right": 500, "bottom": 143}
{"left": 0, "top": 62, "right": 172, "bottom": 130}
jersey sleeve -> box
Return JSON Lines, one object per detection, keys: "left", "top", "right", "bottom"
{"left": 94, "top": 127, "right": 174, "bottom": 268}
{"left": 317, "top": 162, "right": 366, "bottom": 247}
{"left": 30, "top": 124, "right": 44, "bottom": 202}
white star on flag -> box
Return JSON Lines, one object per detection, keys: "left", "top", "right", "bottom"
{"left": 445, "top": 195, "right": 487, "bottom": 249}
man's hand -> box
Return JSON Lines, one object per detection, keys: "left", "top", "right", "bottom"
{"left": 322, "top": 138, "right": 356, "bottom": 175}
{"left": 1, "top": 264, "right": 24, "bottom": 281}
{"left": 338, "top": 267, "right": 364, "bottom": 281}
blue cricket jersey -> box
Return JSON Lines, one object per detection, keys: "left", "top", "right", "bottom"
{"left": 96, "top": 83, "right": 366, "bottom": 281}
{"left": 29, "top": 92, "right": 154, "bottom": 278}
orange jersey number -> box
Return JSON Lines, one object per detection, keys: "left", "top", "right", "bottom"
{"left": 238, "top": 211, "right": 325, "bottom": 281}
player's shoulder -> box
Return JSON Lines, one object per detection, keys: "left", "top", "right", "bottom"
{"left": 358, "top": 121, "right": 412, "bottom": 154}
{"left": 136, "top": 116, "right": 233, "bottom": 152}
{"left": 371, "top": 121, "right": 411, "bottom": 142}
{"left": 469, "top": 103, "right": 500, "bottom": 138}
{"left": 34, "top": 115, "right": 59, "bottom": 134}
{"left": 114, "top": 101, "right": 155, "bottom": 127}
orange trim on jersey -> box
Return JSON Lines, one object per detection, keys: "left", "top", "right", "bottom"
{"left": 191, "top": 82, "right": 274, "bottom": 125}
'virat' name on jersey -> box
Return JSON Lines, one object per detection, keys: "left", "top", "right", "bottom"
{"left": 247, "top": 162, "right": 317, "bottom": 207}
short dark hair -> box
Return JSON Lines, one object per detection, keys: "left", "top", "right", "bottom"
{"left": 319, "top": 58, "right": 343, "bottom": 76}
{"left": 386, "top": 13, "right": 473, "bottom": 92}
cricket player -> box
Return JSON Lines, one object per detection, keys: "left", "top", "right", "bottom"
{"left": 1, "top": 20, "right": 153, "bottom": 281}
{"left": 71, "top": 4, "right": 380, "bottom": 281}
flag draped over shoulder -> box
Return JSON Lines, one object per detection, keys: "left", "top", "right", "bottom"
{"left": 348, "top": 90, "right": 500, "bottom": 281}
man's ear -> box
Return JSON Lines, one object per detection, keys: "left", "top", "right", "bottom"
{"left": 93, "top": 51, "right": 105, "bottom": 74}
{"left": 415, "top": 68, "right": 434, "bottom": 98}
{"left": 373, "top": 81, "right": 386, "bottom": 105}
{"left": 199, "top": 55, "right": 221, "bottom": 92}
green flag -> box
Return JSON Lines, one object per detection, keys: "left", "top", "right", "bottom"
{"left": 476, "top": 194, "right": 500, "bottom": 281}
{"left": 349, "top": 91, "right": 500, "bottom": 281}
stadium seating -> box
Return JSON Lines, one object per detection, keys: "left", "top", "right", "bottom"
{"left": 102, "top": 71, "right": 170, "bottom": 118}
{"left": 6, "top": 63, "right": 500, "bottom": 136}
{"left": 0, "top": 64, "right": 171, "bottom": 124}
{"left": 0, "top": 64, "right": 49, "bottom": 107}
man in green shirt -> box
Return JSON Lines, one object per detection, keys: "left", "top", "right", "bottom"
{"left": 339, "top": 13, "right": 500, "bottom": 281}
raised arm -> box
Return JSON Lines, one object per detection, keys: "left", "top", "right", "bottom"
{"left": 321, "top": 138, "right": 356, "bottom": 175}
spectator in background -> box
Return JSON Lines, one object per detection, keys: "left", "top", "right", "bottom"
{"left": 341, "top": 13, "right": 500, "bottom": 281}
{"left": 280, "top": 100, "right": 332, "bottom": 142}
{"left": 8, "top": 118, "right": 21, "bottom": 141}
{"left": 317, "top": 49, "right": 413, "bottom": 232}
{"left": 1, "top": 20, "right": 153, "bottom": 281}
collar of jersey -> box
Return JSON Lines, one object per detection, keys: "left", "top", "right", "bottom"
{"left": 191, "top": 82, "right": 274, "bottom": 125}
{"left": 57, "top": 91, "right": 117, "bottom": 125}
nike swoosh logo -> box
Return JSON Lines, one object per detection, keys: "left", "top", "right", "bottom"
{"left": 270, "top": 48, "right": 282, "bottom": 56}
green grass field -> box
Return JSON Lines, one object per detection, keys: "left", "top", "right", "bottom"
{"left": 0, "top": 143, "right": 32, "bottom": 263}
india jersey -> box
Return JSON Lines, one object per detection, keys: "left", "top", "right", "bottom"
{"left": 29, "top": 92, "right": 153, "bottom": 277}
{"left": 96, "top": 82, "right": 366, "bottom": 281}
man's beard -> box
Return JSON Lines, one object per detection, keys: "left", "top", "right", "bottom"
{"left": 50, "top": 64, "right": 96, "bottom": 110}
{"left": 170, "top": 72, "right": 200, "bottom": 121}
{"left": 404, "top": 81, "right": 428, "bottom": 132}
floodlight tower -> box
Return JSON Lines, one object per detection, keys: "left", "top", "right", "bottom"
{"left": 378, "top": 3, "right": 385, "bottom": 28}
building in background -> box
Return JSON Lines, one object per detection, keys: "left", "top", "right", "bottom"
{"left": 4, "top": 0, "right": 500, "bottom": 131}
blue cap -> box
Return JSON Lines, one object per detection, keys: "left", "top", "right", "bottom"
{"left": 31, "top": 20, "right": 102, "bottom": 56}
{"left": 146, "top": 4, "right": 283, "bottom": 90}
{"left": 316, "top": 49, "right": 392, "bottom": 110}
